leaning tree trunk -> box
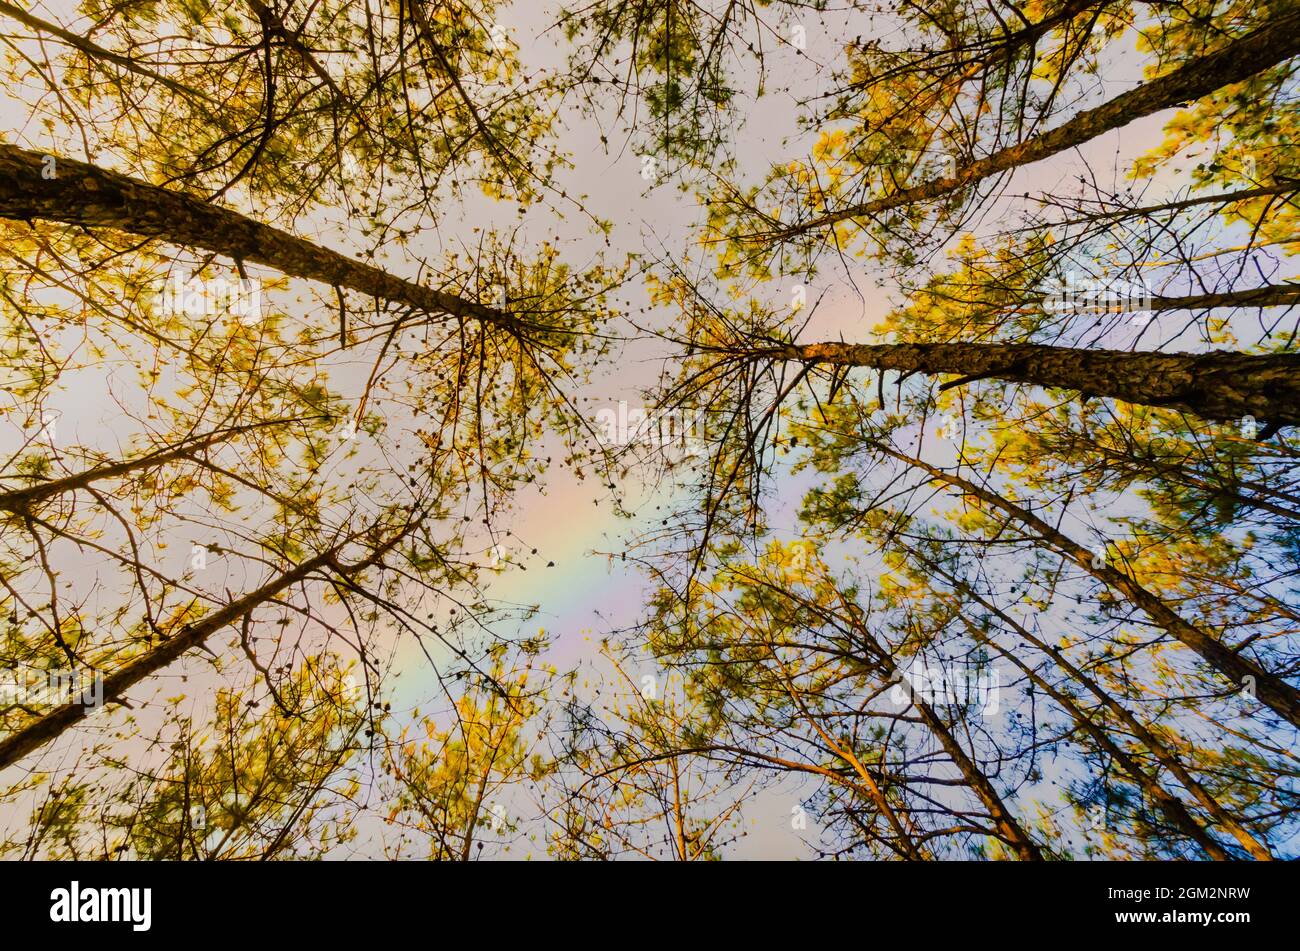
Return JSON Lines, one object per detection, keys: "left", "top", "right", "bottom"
{"left": 766, "top": 4, "right": 1300, "bottom": 240}
{"left": 767, "top": 342, "right": 1300, "bottom": 428}
{"left": 1029, "top": 282, "right": 1300, "bottom": 315}
{"left": 953, "top": 609, "right": 1237, "bottom": 859}
{"left": 917, "top": 552, "right": 1270, "bottom": 859}
{"left": 0, "top": 417, "right": 308, "bottom": 513}
{"left": 852, "top": 618, "right": 1045, "bottom": 860}
{"left": 0, "top": 526, "right": 404, "bottom": 770}
{"left": 0, "top": 144, "right": 522, "bottom": 333}
{"left": 878, "top": 443, "right": 1300, "bottom": 728}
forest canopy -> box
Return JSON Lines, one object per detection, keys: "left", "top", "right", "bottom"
{"left": 0, "top": 0, "right": 1297, "bottom": 861}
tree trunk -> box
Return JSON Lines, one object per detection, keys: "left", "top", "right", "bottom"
{"left": 877, "top": 443, "right": 1300, "bottom": 728}
{"left": 954, "top": 609, "right": 1235, "bottom": 859}
{"left": 0, "top": 527, "right": 403, "bottom": 770}
{"left": 873, "top": 647, "right": 1045, "bottom": 860}
{"left": 0, "top": 144, "right": 522, "bottom": 333}
{"left": 768, "top": 342, "right": 1300, "bottom": 427}
{"left": 829, "top": 590, "right": 1043, "bottom": 858}
{"left": 915, "top": 550, "right": 1269, "bottom": 859}
{"left": 1054, "top": 182, "right": 1300, "bottom": 228}
{"left": 0, "top": 417, "right": 308, "bottom": 513}
{"left": 1059, "top": 282, "right": 1300, "bottom": 314}
{"left": 767, "top": 4, "right": 1300, "bottom": 240}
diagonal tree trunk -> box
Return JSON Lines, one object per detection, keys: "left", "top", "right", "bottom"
{"left": 0, "top": 417, "right": 313, "bottom": 513}
{"left": 763, "top": 342, "right": 1300, "bottom": 427}
{"left": 0, "top": 524, "right": 406, "bottom": 770}
{"left": 1043, "top": 282, "right": 1300, "bottom": 314}
{"left": 1052, "top": 182, "right": 1300, "bottom": 229}
{"left": 876, "top": 442, "right": 1300, "bottom": 727}
{"left": 0, "top": 144, "right": 527, "bottom": 334}
{"left": 911, "top": 548, "right": 1270, "bottom": 859}
{"left": 848, "top": 614, "right": 1045, "bottom": 860}
{"left": 952, "top": 608, "right": 1236, "bottom": 859}
{"left": 763, "top": 4, "right": 1300, "bottom": 241}
{"left": 761, "top": 575, "right": 1042, "bottom": 858}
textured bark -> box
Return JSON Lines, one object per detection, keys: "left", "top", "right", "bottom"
{"left": 880, "top": 444, "right": 1300, "bottom": 728}
{"left": 771, "top": 342, "right": 1300, "bottom": 426}
{"left": 767, "top": 4, "right": 1300, "bottom": 240}
{"left": 0, "top": 418, "right": 303, "bottom": 512}
{"left": 868, "top": 642, "right": 1044, "bottom": 860}
{"left": 0, "top": 144, "right": 523, "bottom": 333}
{"left": 0, "top": 529, "right": 402, "bottom": 770}
{"left": 921, "top": 553, "right": 1269, "bottom": 859}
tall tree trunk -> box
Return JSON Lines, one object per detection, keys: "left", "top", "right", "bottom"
{"left": 0, "top": 417, "right": 309, "bottom": 512}
{"left": 0, "top": 145, "right": 523, "bottom": 334}
{"left": 765, "top": 342, "right": 1300, "bottom": 426}
{"left": 830, "top": 592, "right": 1044, "bottom": 859}
{"left": 1054, "top": 182, "right": 1300, "bottom": 228}
{"left": 1043, "top": 282, "right": 1300, "bottom": 314}
{"left": 0, "top": 526, "right": 405, "bottom": 770}
{"left": 876, "top": 442, "right": 1300, "bottom": 727}
{"left": 912, "top": 549, "right": 1270, "bottom": 859}
{"left": 765, "top": 4, "right": 1300, "bottom": 240}
{"left": 953, "top": 609, "right": 1235, "bottom": 859}
{"left": 921, "top": 283, "right": 1300, "bottom": 342}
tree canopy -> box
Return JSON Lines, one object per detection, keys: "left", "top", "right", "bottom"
{"left": 0, "top": 0, "right": 1297, "bottom": 861}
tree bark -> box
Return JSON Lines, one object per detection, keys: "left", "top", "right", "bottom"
{"left": 765, "top": 4, "right": 1300, "bottom": 240}
{"left": 1062, "top": 282, "right": 1300, "bottom": 313}
{"left": 0, "top": 144, "right": 525, "bottom": 334}
{"left": 767, "top": 342, "right": 1300, "bottom": 427}
{"left": 878, "top": 443, "right": 1300, "bottom": 728}
{"left": 0, "top": 526, "right": 403, "bottom": 770}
